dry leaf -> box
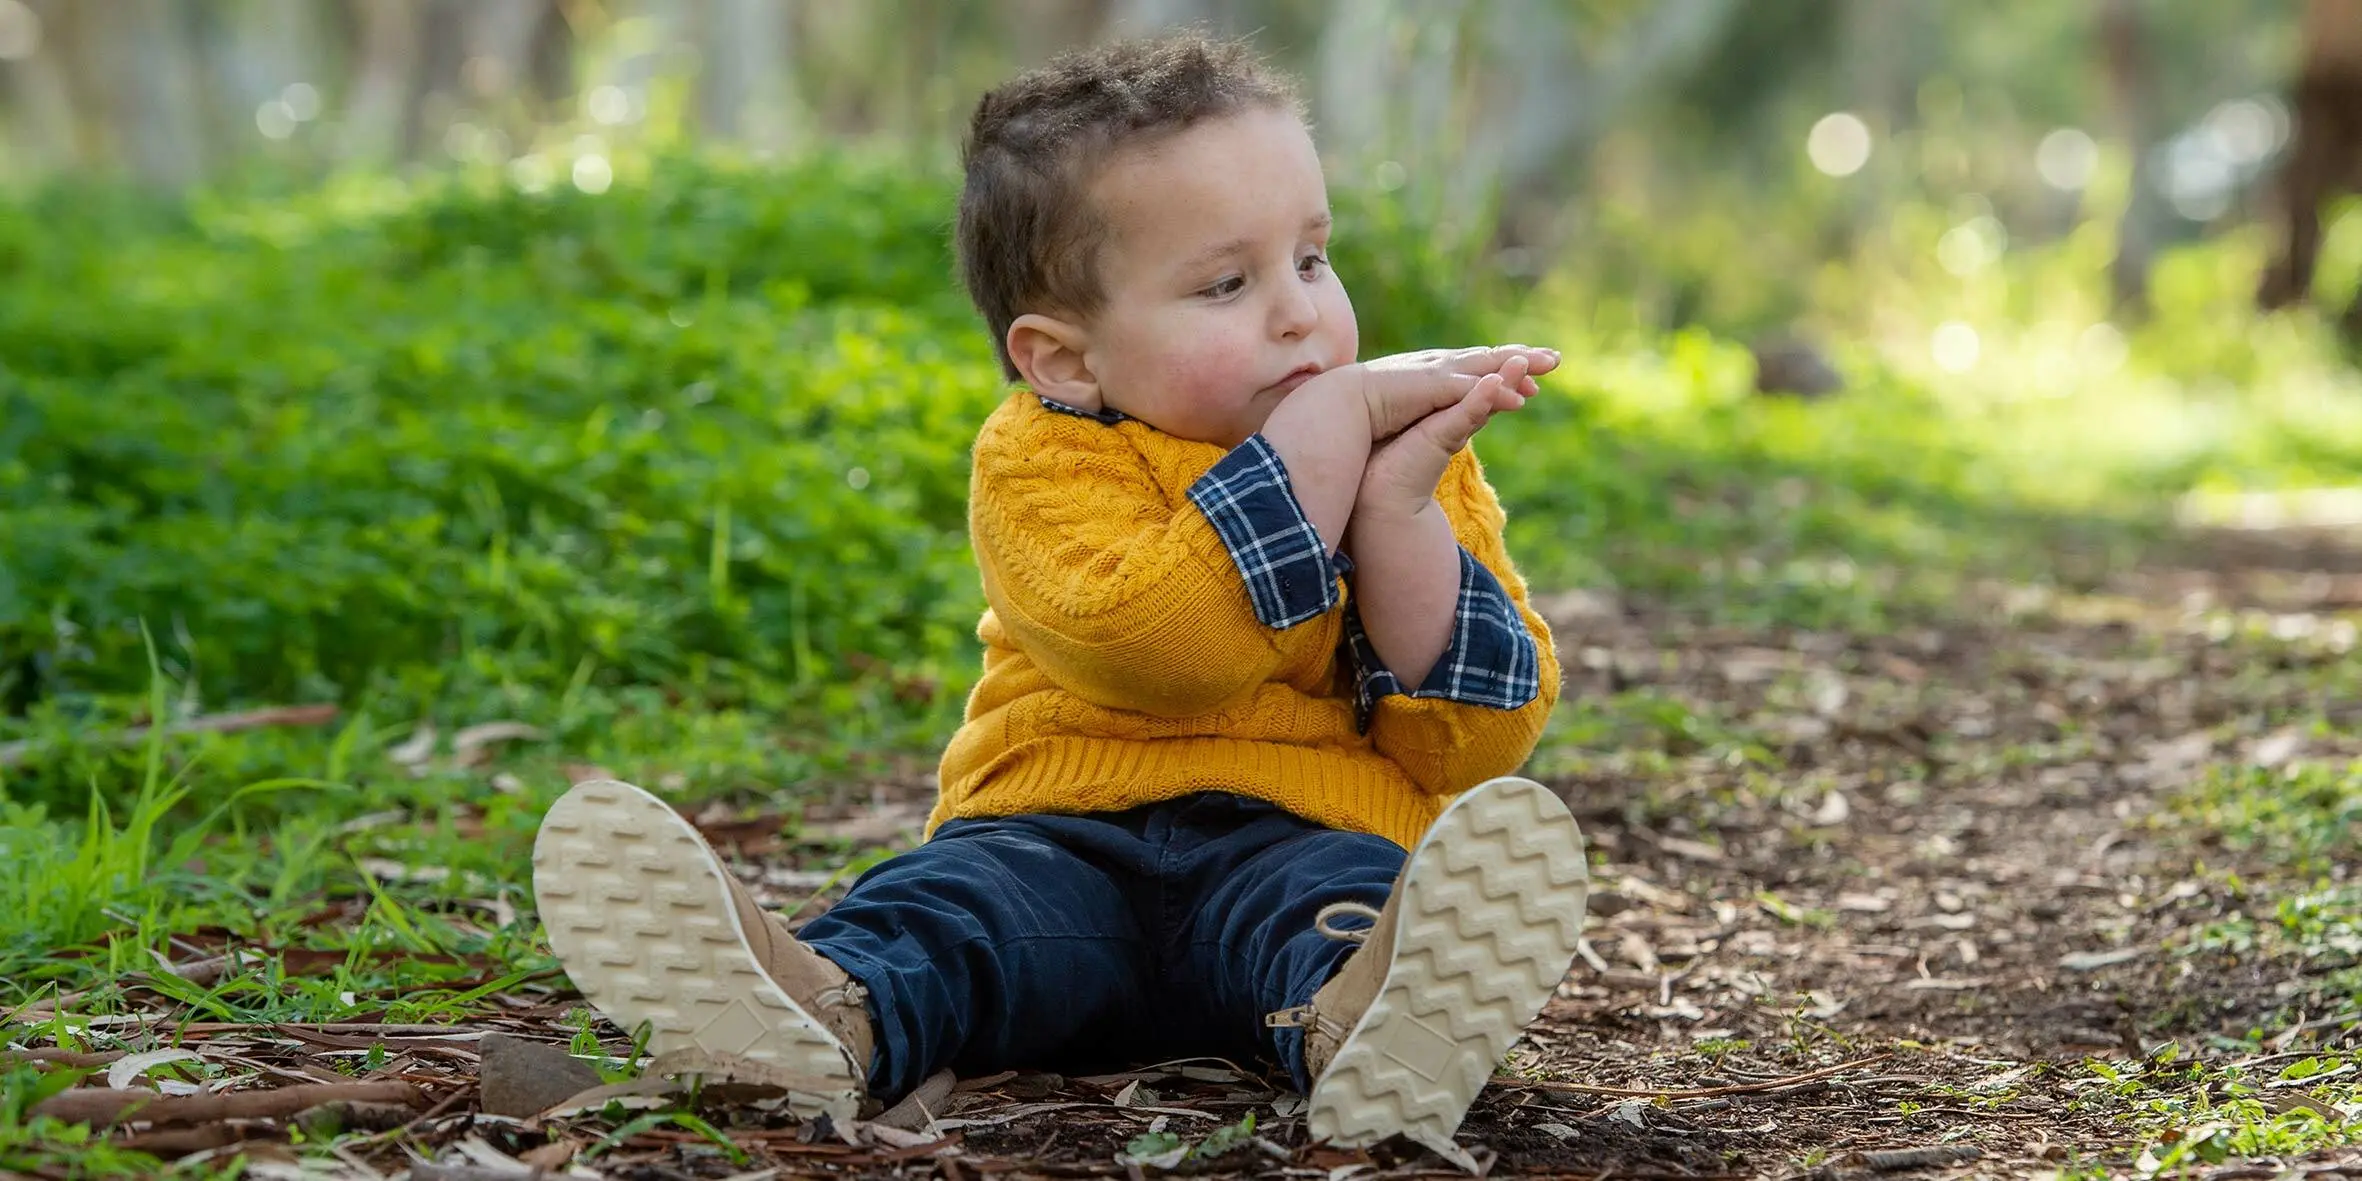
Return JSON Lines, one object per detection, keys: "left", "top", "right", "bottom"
{"left": 2251, "top": 728, "right": 2305, "bottom": 768}
{"left": 387, "top": 726, "right": 437, "bottom": 767}
{"left": 2058, "top": 947, "right": 2145, "bottom": 972}
{"left": 107, "top": 1049, "right": 204, "bottom": 1090}
{"left": 1655, "top": 836, "right": 1726, "bottom": 864}
{"left": 2142, "top": 731, "right": 2214, "bottom": 774}
{"left": 450, "top": 721, "right": 546, "bottom": 765}
{"left": 1812, "top": 791, "right": 1852, "bottom": 825}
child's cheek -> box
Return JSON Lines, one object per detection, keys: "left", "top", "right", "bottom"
{"left": 1162, "top": 332, "right": 1256, "bottom": 402}
{"left": 1322, "top": 288, "right": 1361, "bottom": 365}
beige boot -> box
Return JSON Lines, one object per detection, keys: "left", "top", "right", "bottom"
{"left": 533, "top": 779, "right": 874, "bottom": 1116}
{"left": 1266, "top": 776, "right": 1590, "bottom": 1153}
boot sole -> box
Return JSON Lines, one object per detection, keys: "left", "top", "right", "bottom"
{"left": 1306, "top": 776, "right": 1590, "bottom": 1149}
{"left": 531, "top": 779, "right": 861, "bottom": 1114}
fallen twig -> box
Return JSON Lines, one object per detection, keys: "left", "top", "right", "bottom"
{"left": 0, "top": 703, "right": 340, "bottom": 768}
{"left": 1856, "top": 1146, "right": 1982, "bottom": 1172}
{"left": 1, "top": 1048, "right": 127, "bottom": 1068}
{"left": 33, "top": 1080, "right": 424, "bottom": 1127}
{"left": 1493, "top": 1052, "right": 1893, "bottom": 1099}
{"left": 118, "top": 1124, "right": 246, "bottom": 1157}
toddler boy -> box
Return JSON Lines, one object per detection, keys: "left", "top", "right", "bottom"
{"left": 532, "top": 31, "right": 1590, "bottom": 1155}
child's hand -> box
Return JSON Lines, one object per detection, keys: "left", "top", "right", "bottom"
{"left": 1333, "top": 345, "right": 1555, "bottom": 442}
{"left": 1354, "top": 356, "right": 1531, "bottom": 521}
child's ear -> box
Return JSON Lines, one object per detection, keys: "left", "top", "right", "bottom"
{"left": 1006, "top": 313, "right": 1102, "bottom": 411}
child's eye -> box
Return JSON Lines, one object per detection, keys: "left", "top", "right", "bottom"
{"left": 1299, "top": 252, "right": 1330, "bottom": 278}
{"left": 1200, "top": 275, "right": 1245, "bottom": 299}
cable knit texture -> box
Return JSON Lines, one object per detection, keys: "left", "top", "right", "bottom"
{"left": 932, "top": 391, "right": 1561, "bottom": 851}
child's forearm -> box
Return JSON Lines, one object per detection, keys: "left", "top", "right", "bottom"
{"left": 1258, "top": 379, "right": 1371, "bottom": 554}
{"left": 1343, "top": 498, "right": 1460, "bottom": 689}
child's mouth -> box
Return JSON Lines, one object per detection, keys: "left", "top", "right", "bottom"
{"left": 1270, "top": 365, "right": 1323, "bottom": 394}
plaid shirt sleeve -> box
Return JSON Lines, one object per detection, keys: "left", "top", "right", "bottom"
{"left": 1343, "top": 546, "right": 1542, "bottom": 732}
{"left": 1184, "top": 433, "right": 1340, "bottom": 629}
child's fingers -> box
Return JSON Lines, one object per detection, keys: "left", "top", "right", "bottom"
{"left": 1492, "top": 356, "right": 1531, "bottom": 411}
{"left": 1444, "top": 344, "right": 1556, "bottom": 378}
{"left": 1436, "top": 374, "right": 1505, "bottom": 452}
{"left": 1500, "top": 355, "right": 1529, "bottom": 394}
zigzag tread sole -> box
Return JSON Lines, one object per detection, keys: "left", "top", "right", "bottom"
{"left": 530, "top": 779, "right": 857, "bottom": 1114}
{"left": 1306, "top": 776, "right": 1591, "bottom": 1149}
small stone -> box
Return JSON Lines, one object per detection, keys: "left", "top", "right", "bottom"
{"left": 477, "top": 1033, "right": 604, "bottom": 1118}
{"left": 1750, "top": 334, "right": 1845, "bottom": 398}
{"left": 1586, "top": 889, "right": 1634, "bottom": 917}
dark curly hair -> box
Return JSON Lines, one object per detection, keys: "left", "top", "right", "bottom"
{"left": 956, "top": 31, "right": 1302, "bottom": 380}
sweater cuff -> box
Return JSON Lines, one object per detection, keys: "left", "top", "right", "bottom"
{"left": 1347, "top": 546, "right": 1541, "bottom": 731}
{"left": 1185, "top": 434, "right": 1339, "bottom": 629}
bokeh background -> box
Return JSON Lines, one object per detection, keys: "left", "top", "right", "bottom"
{"left": 3, "top": 0, "right": 2362, "bottom": 957}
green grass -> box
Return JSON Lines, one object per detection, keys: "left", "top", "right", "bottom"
{"left": 2072, "top": 1050, "right": 2362, "bottom": 1171}
{"left": 4, "top": 144, "right": 2362, "bottom": 1172}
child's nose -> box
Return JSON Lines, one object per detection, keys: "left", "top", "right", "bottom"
{"left": 1273, "top": 284, "right": 1319, "bottom": 338}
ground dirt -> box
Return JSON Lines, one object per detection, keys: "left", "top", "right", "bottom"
{"left": 10, "top": 529, "right": 2362, "bottom": 1180}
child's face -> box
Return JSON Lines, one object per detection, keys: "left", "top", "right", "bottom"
{"left": 1078, "top": 107, "right": 1359, "bottom": 447}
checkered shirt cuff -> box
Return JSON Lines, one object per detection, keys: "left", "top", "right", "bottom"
{"left": 1346, "top": 546, "right": 1542, "bottom": 731}
{"left": 1185, "top": 434, "right": 1339, "bottom": 629}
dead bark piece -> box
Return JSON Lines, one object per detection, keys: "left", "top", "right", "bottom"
{"left": 476, "top": 1034, "right": 603, "bottom": 1118}
{"left": 32, "top": 1080, "right": 424, "bottom": 1127}
{"left": 117, "top": 1124, "right": 245, "bottom": 1157}
{"left": 293, "top": 1099, "right": 419, "bottom": 1137}
{"left": 874, "top": 1069, "right": 958, "bottom": 1132}
{"left": 1855, "top": 1145, "right": 1984, "bottom": 1171}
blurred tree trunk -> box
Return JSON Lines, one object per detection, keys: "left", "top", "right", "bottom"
{"left": 2101, "top": 0, "right": 2167, "bottom": 315}
{"left": 4, "top": 0, "right": 81, "bottom": 173}
{"left": 1016, "top": 0, "right": 1110, "bottom": 52}
{"left": 457, "top": 0, "right": 547, "bottom": 102}
{"left": 199, "top": 0, "right": 325, "bottom": 161}
{"left": 1489, "top": 0, "right": 1739, "bottom": 248}
{"left": 1103, "top": 0, "right": 1214, "bottom": 34}
{"left": 2258, "top": 0, "right": 2362, "bottom": 320}
{"left": 1311, "top": 0, "right": 1395, "bottom": 169}
{"left": 1314, "top": 0, "right": 1467, "bottom": 208}
{"left": 451, "top": 0, "right": 552, "bottom": 156}
{"left": 697, "top": 0, "right": 795, "bottom": 148}
{"left": 111, "top": 0, "right": 206, "bottom": 185}
{"left": 343, "top": 0, "right": 425, "bottom": 165}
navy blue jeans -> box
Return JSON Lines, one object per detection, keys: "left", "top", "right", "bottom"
{"left": 794, "top": 792, "right": 1405, "bottom": 1103}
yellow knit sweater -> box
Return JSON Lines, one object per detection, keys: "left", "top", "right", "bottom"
{"left": 930, "top": 392, "right": 1561, "bottom": 851}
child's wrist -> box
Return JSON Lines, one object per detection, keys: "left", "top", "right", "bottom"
{"left": 1349, "top": 486, "right": 1438, "bottom": 530}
